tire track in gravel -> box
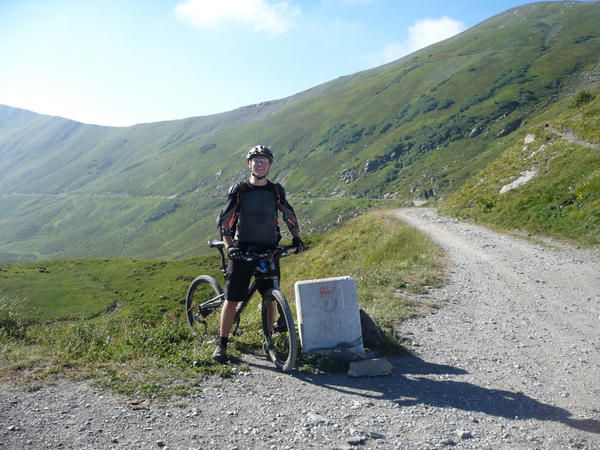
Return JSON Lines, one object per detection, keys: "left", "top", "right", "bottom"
{"left": 394, "top": 208, "right": 600, "bottom": 447}
{"left": 1, "top": 208, "right": 599, "bottom": 449}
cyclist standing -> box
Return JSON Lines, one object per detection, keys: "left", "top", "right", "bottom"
{"left": 213, "top": 144, "right": 305, "bottom": 362}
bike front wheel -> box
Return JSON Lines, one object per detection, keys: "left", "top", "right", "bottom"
{"left": 185, "top": 275, "right": 224, "bottom": 343}
{"left": 261, "top": 289, "right": 297, "bottom": 371}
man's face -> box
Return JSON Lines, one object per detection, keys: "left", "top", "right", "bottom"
{"left": 248, "top": 156, "right": 271, "bottom": 177}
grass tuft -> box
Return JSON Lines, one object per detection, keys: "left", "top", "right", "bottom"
{"left": 281, "top": 210, "right": 446, "bottom": 332}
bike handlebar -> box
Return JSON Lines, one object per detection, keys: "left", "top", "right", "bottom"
{"left": 242, "top": 245, "right": 297, "bottom": 261}
{"left": 207, "top": 240, "right": 299, "bottom": 265}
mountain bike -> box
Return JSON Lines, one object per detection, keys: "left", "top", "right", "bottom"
{"left": 185, "top": 240, "right": 298, "bottom": 371}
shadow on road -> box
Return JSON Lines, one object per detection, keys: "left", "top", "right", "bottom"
{"left": 294, "top": 354, "right": 600, "bottom": 435}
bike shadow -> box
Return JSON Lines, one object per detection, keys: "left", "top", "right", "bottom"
{"left": 290, "top": 353, "right": 600, "bottom": 435}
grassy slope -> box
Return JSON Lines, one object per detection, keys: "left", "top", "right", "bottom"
{"left": 441, "top": 89, "right": 600, "bottom": 245}
{"left": 0, "top": 211, "right": 445, "bottom": 396}
{"left": 1, "top": 2, "right": 599, "bottom": 262}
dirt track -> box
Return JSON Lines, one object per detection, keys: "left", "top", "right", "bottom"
{"left": 1, "top": 208, "right": 600, "bottom": 449}
{"left": 394, "top": 208, "right": 600, "bottom": 447}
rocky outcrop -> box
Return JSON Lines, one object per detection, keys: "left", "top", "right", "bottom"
{"left": 496, "top": 118, "right": 523, "bottom": 138}
{"left": 339, "top": 168, "right": 358, "bottom": 184}
{"left": 364, "top": 157, "right": 387, "bottom": 174}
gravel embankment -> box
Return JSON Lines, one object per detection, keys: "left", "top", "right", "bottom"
{"left": 2, "top": 208, "right": 599, "bottom": 449}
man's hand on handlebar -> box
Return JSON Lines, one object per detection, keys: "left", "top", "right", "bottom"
{"left": 227, "top": 246, "right": 244, "bottom": 260}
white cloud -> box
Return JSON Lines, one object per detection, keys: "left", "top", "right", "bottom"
{"left": 376, "top": 16, "right": 465, "bottom": 65}
{"left": 174, "top": 0, "right": 300, "bottom": 36}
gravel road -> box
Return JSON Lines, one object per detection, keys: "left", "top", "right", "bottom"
{"left": 2, "top": 207, "right": 600, "bottom": 449}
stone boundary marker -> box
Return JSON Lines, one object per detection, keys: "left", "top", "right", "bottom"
{"left": 295, "top": 276, "right": 393, "bottom": 377}
{"left": 295, "top": 276, "right": 365, "bottom": 354}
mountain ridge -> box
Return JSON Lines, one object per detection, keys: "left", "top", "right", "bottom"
{"left": 1, "top": 1, "right": 599, "bottom": 263}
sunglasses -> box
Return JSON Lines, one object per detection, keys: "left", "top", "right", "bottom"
{"left": 250, "top": 157, "right": 270, "bottom": 164}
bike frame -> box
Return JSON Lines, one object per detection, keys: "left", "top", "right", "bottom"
{"left": 206, "top": 240, "right": 288, "bottom": 315}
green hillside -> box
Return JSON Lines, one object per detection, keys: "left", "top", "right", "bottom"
{"left": 441, "top": 88, "right": 600, "bottom": 244}
{"left": 1, "top": 2, "right": 599, "bottom": 262}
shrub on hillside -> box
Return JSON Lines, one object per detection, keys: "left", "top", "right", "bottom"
{"left": 572, "top": 91, "right": 594, "bottom": 108}
{"left": 318, "top": 123, "right": 367, "bottom": 153}
{"left": 144, "top": 200, "right": 181, "bottom": 224}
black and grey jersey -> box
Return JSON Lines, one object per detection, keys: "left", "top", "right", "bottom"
{"left": 217, "top": 180, "right": 299, "bottom": 246}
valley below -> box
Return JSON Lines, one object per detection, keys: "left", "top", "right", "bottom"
{"left": 2, "top": 208, "right": 599, "bottom": 449}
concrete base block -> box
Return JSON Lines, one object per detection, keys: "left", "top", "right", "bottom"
{"left": 347, "top": 358, "right": 393, "bottom": 377}
{"left": 310, "top": 348, "right": 375, "bottom": 362}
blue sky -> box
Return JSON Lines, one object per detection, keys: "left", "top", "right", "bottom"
{"left": 1, "top": 0, "right": 544, "bottom": 126}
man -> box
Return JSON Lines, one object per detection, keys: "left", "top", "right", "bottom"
{"left": 213, "top": 144, "right": 305, "bottom": 362}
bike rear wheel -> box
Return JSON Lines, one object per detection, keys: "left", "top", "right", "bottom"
{"left": 261, "top": 289, "right": 297, "bottom": 371}
{"left": 185, "top": 275, "right": 224, "bottom": 343}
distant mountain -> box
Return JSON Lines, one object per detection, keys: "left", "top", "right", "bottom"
{"left": 1, "top": 1, "right": 599, "bottom": 263}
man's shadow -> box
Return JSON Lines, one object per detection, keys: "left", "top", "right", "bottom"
{"left": 292, "top": 353, "right": 600, "bottom": 435}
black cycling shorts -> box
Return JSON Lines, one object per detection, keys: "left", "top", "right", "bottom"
{"left": 224, "top": 258, "right": 280, "bottom": 301}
